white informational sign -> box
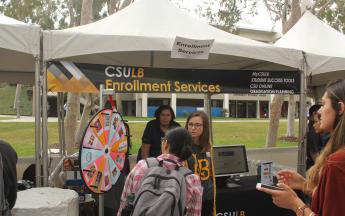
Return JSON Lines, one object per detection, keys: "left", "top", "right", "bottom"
{"left": 260, "top": 161, "right": 273, "bottom": 185}
{"left": 171, "top": 36, "right": 214, "bottom": 59}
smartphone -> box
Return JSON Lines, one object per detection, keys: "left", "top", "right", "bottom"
{"left": 256, "top": 183, "right": 284, "bottom": 191}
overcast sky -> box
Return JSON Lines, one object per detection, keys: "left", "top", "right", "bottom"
{"left": 172, "top": 0, "right": 282, "bottom": 32}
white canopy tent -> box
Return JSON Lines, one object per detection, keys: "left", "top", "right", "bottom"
{"left": 275, "top": 11, "right": 345, "bottom": 99}
{"left": 42, "top": 0, "right": 308, "bottom": 191}
{"left": 0, "top": 14, "right": 40, "bottom": 84}
{"left": 0, "top": 14, "right": 41, "bottom": 187}
{"left": 43, "top": 0, "right": 303, "bottom": 70}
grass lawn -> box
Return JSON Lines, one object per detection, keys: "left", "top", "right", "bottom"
{"left": 0, "top": 120, "right": 298, "bottom": 157}
{"left": 0, "top": 117, "right": 15, "bottom": 120}
{"left": 0, "top": 84, "right": 33, "bottom": 115}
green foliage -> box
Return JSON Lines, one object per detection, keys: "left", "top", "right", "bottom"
{"left": 195, "top": 0, "right": 345, "bottom": 33}
{"left": 0, "top": 0, "right": 118, "bottom": 29}
{"left": 0, "top": 0, "right": 60, "bottom": 29}
{"left": 195, "top": 0, "right": 246, "bottom": 32}
{"left": 315, "top": 0, "right": 345, "bottom": 32}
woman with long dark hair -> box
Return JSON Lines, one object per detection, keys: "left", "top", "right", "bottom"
{"left": 185, "top": 111, "right": 214, "bottom": 216}
{"left": 257, "top": 79, "right": 345, "bottom": 216}
{"left": 118, "top": 127, "right": 203, "bottom": 216}
{"left": 137, "top": 105, "right": 180, "bottom": 161}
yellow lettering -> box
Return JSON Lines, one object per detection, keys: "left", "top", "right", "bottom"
{"left": 152, "top": 83, "right": 160, "bottom": 92}
{"left": 201, "top": 84, "right": 208, "bottom": 92}
{"left": 215, "top": 85, "right": 220, "bottom": 93}
{"left": 198, "top": 159, "right": 210, "bottom": 181}
{"left": 125, "top": 82, "right": 133, "bottom": 91}
{"left": 113, "top": 82, "right": 121, "bottom": 91}
{"left": 174, "top": 81, "right": 181, "bottom": 92}
{"left": 131, "top": 68, "right": 137, "bottom": 78}
{"left": 140, "top": 82, "right": 152, "bottom": 92}
{"left": 208, "top": 85, "right": 215, "bottom": 92}
{"left": 180, "top": 83, "right": 188, "bottom": 92}
{"left": 105, "top": 79, "right": 112, "bottom": 89}
{"left": 137, "top": 68, "right": 144, "bottom": 78}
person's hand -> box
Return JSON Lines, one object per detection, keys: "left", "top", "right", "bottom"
{"left": 257, "top": 183, "right": 304, "bottom": 211}
{"left": 277, "top": 170, "right": 305, "bottom": 190}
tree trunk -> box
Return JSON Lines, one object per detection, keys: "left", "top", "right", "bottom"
{"left": 266, "top": 0, "right": 302, "bottom": 147}
{"left": 75, "top": 94, "right": 94, "bottom": 147}
{"left": 67, "top": 0, "right": 76, "bottom": 27}
{"left": 14, "top": 84, "right": 22, "bottom": 118}
{"left": 64, "top": 93, "right": 80, "bottom": 154}
{"left": 282, "top": 0, "right": 302, "bottom": 34}
{"left": 80, "top": 0, "right": 93, "bottom": 25}
{"left": 286, "top": 95, "right": 296, "bottom": 137}
{"left": 266, "top": 95, "right": 284, "bottom": 147}
{"left": 108, "top": 0, "right": 120, "bottom": 14}
{"left": 64, "top": 0, "right": 93, "bottom": 154}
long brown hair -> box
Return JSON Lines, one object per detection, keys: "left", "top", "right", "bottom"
{"left": 185, "top": 111, "right": 211, "bottom": 152}
{"left": 307, "top": 79, "right": 345, "bottom": 191}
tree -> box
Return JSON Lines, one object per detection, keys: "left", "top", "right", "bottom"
{"left": 74, "top": 0, "right": 132, "bottom": 148}
{"left": 0, "top": 0, "right": 60, "bottom": 29}
{"left": 197, "top": 0, "right": 344, "bottom": 146}
{"left": 260, "top": 0, "right": 339, "bottom": 147}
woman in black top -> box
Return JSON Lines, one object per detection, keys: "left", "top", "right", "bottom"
{"left": 137, "top": 105, "right": 180, "bottom": 161}
{"left": 185, "top": 111, "right": 214, "bottom": 216}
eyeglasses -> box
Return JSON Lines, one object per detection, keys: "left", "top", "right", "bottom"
{"left": 187, "top": 123, "right": 203, "bottom": 129}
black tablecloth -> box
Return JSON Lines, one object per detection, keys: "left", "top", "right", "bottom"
{"left": 216, "top": 176, "right": 297, "bottom": 216}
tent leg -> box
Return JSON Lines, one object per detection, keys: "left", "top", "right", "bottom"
{"left": 34, "top": 56, "right": 41, "bottom": 187}
{"left": 98, "top": 194, "right": 104, "bottom": 216}
{"left": 98, "top": 84, "right": 105, "bottom": 216}
{"left": 42, "top": 62, "right": 49, "bottom": 186}
{"left": 297, "top": 67, "right": 307, "bottom": 176}
{"left": 57, "top": 92, "right": 65, "bottom": 157}
{"left": 204, "top": 94, "right": 213, "bottom": 143}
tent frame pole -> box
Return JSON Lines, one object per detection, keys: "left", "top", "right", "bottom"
{"left": 98, "top": 84, "right": 105, "bottom": 216}
{"left": 42, "top": 61, "right": 49, "bottom": 186}
{"left": 297, "top": 54, "right": 308, "bottom": 176}
{"left": 34, "top": 55, "right": 41, "bottom": 187}
{"left": 57, "top": 92, "right": 66, "bottom": 157}
{"left": 204, "top": 94, "right": 213, "bottom": 142}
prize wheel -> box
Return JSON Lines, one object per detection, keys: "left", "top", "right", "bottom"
{"left": 79, "top": 108, "right": 128, "bottom": 194}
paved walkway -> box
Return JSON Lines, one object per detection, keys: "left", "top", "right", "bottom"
{"left": 0, "top": 115, "right": 291, "bottom": 123}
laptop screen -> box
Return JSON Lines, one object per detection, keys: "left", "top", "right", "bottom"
{"left": 213, "top": 145, "right": 249, "bottom": 177}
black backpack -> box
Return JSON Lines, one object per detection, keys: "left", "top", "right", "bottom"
{"left": 0, "top": 153, "right": 10, "bottom": 216}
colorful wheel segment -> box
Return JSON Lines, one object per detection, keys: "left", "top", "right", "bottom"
{"left": 80, "top": 109, "right": 128, "bottom": 193}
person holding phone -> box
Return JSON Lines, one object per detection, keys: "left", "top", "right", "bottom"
{"left": 257, "top": 79, "right": 345, "bottom": 216}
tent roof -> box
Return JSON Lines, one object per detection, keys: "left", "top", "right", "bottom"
{"left": 43, "top": 0, "right": 302, "bottom": 71}
{"left": 275, "top": 11, "right": 345, "bottom": 87}
{"left": 0, "top": 14, "right": 40, "bottom": 84}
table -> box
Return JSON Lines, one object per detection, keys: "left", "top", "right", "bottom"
{"left": 216, "top": 176, "right": 298, "bottom": 216}
{"left": 12, "top": 187, "right": 79, "bottom": 216}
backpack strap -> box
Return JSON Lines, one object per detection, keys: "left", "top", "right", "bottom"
{"left": 146, "top": 157, "right": 193, "bottom": 177}
{"left": 177, "top": 166, "right": 193, "bottom": 177}
{"left": 145, "top": 157, "right": 160, "bottom": 168}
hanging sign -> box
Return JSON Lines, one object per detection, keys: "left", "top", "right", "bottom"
{"left": 47, "top": 61, "right": 300, "bottom": 94}
{"left": 171, "top": 36, "right": 214, "bottom": 59}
